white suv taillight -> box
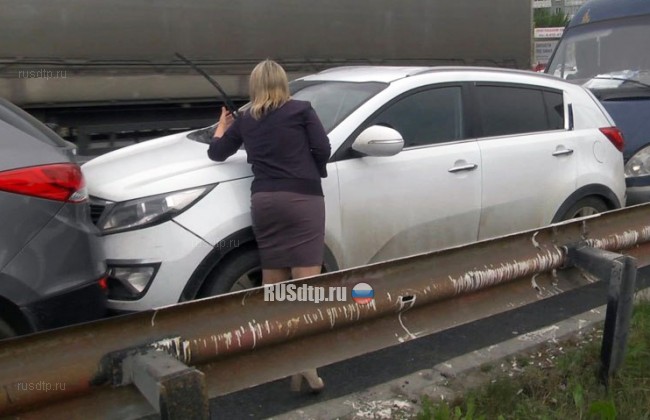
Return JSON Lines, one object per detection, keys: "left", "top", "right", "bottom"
{"left": 599, "top": 127, "right": 625, "bottom": 152}
{"left": 0, "top": 163, "right": 88, "bottom": 202}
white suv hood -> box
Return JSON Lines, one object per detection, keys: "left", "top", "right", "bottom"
{"left": 82, "top": 132, "right": 252, "bottom": 202}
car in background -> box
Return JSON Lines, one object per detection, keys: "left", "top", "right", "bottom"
{"left": 544, "top": 0, "right": 650, "bottom": 204}
{"left": 0, "top": 98, "right": 107, "bottom": 339}
{"left": 82, "top": 66, "right": 626, "bottom": 313}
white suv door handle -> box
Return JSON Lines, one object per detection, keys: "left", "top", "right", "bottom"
{"left": 552, "top": 148, "right": 574, "bottom": 156}
{"left": 448, "top": 163, "right": 478, "bottom": 173}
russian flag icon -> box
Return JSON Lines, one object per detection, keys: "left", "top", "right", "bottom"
{"left": 351, "top": 282, "right": 374, "bottom": 304}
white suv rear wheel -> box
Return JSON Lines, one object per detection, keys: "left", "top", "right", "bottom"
{"left": 559, "top": 197, "right": 609, "bottom": 220}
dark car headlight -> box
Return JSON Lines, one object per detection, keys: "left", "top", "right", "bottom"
{"left": 625, "top": 145, "right": 650, "bottom": 178}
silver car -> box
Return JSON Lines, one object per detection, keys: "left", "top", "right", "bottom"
{"left": 0, "top": 98, "right": 107, "bottom": 339}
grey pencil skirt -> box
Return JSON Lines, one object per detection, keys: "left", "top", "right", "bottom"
{"left": 251, "top": 191, "right": 325, "bottom": 269}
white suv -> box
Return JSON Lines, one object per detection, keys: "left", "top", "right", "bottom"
{"left": 82, "top": 66, "right": 626, "bottom": 312}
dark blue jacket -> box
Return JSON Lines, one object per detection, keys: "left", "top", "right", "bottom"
{"left": 208, "top": 100, "right": 331, "bottom": 196}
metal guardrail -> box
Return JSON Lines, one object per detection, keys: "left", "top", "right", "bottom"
{"left": 2, "top": 204, "right": 650, "bottom": 418}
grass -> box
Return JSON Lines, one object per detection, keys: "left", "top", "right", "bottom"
{"left": 416, "top": 300, "right": 650, "bottom": 420}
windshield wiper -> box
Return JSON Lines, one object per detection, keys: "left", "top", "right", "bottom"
{"left": 175, "top": 52, "right": 240, "bottom": 118}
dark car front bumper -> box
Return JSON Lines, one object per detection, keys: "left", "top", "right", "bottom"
{"left": 625, "top": 175, "right": 650, "bottom": 205}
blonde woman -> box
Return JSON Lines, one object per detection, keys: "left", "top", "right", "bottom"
{"left": 208, "top": 59, "right": 331, "bottom": 393}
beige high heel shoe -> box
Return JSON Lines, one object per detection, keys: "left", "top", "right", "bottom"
{"left": 290, "top": 369, "right": 325, "bottom": 393}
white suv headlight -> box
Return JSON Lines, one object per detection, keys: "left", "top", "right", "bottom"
{"left": 99, "top": 185, "right": 215, "bottom": 234}
{"left": 625, "top": 145, "right": 650, "bottom": 177}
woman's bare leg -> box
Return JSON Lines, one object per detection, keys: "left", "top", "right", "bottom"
{"left": 289, "top": 264, "right": 325, "bottom": 392}
{"left": 263, "top": 268, "right": 291, "bottom": 285}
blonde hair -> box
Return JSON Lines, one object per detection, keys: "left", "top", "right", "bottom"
{"left": 248, "top": 59, "right": 290, "bottom": 120}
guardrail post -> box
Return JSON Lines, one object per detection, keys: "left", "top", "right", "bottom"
{"left": 112, "top": 350, "right": 209, "bottom": 419}
{"left": 567, "top": 245, "right": 637, "bottom": 385}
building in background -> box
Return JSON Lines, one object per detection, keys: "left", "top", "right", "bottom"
{"left": 532, "top": 0, "right": 587, "bottom": 69}
{"left": 533, "top": 0, "right": 587, "bottom": 19}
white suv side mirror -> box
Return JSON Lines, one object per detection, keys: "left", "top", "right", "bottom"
{"left": 352, "top": 125, "right": 404, "bottom": 157}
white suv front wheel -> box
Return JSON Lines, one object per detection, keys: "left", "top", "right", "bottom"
{"left": 198, "top": 248, "right": 263, "bottom": 297}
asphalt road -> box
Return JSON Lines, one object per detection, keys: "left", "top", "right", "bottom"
{"left": 208, "top": 270, "right": 650, "bottom": 420}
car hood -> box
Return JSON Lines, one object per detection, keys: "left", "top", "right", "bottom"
{"left": 82, "top": 132, "right": 252, "bottom": 202}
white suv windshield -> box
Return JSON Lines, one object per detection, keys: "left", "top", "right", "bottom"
{"left": 290, "top": 81, "right": 387, "bottom": 132}
{"left": 547, "top": 15, "right": 650, "bottom": 89}
{"left": 188, "top": 80, "right": 386, "bottom": 143}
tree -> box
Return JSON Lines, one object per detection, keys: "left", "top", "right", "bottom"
{"left": 534, "top": 8, "right": 570, "bottom": 28}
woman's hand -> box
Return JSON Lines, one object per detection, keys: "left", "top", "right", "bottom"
{"left": 214, "top": 106, "right": 234, "bottom": 138}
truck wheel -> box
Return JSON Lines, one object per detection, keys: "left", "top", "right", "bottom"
{"left": 558, "top": 197, "right": 609, "bottom": 221}
{"left": 199, "top": 248, "right": 263, "bottom": 297}
{"left": 0, "top": 318, "right": 16, "bottom": 340}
